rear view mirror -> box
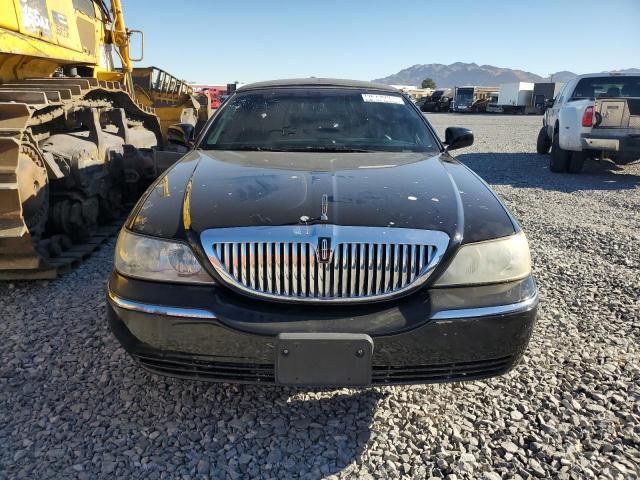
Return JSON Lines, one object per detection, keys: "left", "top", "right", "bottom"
{"left": 545, "top": 99, "right": 555, "bottom": 108}
{"left": 444, "top": 127, "right": 474, "bottom": 151}
{"left": 128, "top": 29, "right": 145, "bottom": 62}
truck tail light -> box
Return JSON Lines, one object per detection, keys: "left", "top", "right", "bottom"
{"left": 582, "top": 106, "right": 594, "bottom": 127}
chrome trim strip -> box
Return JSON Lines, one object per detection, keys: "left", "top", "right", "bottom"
{"left": 375, "top": 243, "right": 383, "bottom": 295}
{"left": 200, "top": 225, "right": 450, "bottom": 304}
{"left": 108, "top": 288, "right": 535, "bottom": 322}
{"left": 108, "top": 289, "right": 216, "bottom": 319}
{"left": 430, "top": 293, "right": 538, "bottom": 320}
{"left": 366, "top": 243, "right": 374, "bottom": 296}
{"left": 350, "top": 243, "right": 357, "bottom": 295}
{"left": 341, "top": 243, "right": 348, "bottom": 297}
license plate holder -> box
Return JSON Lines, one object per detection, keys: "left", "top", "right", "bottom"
{"left": 275, "top": 333, "right": 373, "bottom": 386}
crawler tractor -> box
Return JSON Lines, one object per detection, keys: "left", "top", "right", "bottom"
{"left": 0, "top": 0, "right": 201, "bottom": 278}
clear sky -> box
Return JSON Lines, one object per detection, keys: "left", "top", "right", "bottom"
{"left": 120, "top": 0, "right": 640, "bottom": 85}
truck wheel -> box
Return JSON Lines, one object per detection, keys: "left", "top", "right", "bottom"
{"left": 550, "top": 130, "right": 570, "bottom": 172}
{"left": 536, "top": 126, "right": 551, "bottom": 154}
{"left": 568, "top": 152, "right": 586, "bottom": 173}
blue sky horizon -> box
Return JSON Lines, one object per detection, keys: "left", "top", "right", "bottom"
{"left": 122, "top": 0, "right": 640, "bottom": 85}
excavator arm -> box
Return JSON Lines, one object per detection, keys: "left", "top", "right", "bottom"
{"left": 108, "top": 0, "right": 136, "bottom": 92}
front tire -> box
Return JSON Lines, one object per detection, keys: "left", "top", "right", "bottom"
{"left": 550, "top": 129, "right": 571, "bottom": 172}
{"left": 536, "top": 126, "right": 551, "bottom": 154}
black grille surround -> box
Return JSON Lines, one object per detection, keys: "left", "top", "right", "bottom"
{"left": 372, "top": 355, "right": 515, "bottom": 384}
{"left": 133, "top": 352, "right": 515, "bottom": 385}
{"left": 134, "top": 353, "right": 275, "bottom": 383}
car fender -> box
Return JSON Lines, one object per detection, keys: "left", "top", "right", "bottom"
{"left": 544, "top": 109, "right": 557, "bottom": 138}
{"left": 558, "top": 103, "right": 588, "bottom": 151}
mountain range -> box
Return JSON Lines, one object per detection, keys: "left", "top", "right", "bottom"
{"left": 372, "top": 63, "right": 640, "bottom": 87}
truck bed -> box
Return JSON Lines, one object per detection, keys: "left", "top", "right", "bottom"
{"left": 594, "top": 98, "right": 640, "bottom": 129}
{"left": 585, "top": 97, "right": 640, "bottom": 160}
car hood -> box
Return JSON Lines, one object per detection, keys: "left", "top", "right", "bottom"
{"left": 188, "top": 150, "right": 459, "bottom": 235}
{"left": 130, "top": 149, "right": 516, "bottom": 244}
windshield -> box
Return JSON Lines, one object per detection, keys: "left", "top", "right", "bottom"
{"left": 431, "top": 91, "right": 443, "bottom": 100}
{"left": 201, "top": 88, "right": 438, "bottom": 153}
{"left": 456, "top": 89, "right": 474, "bottom": 104}
{"left": 571, "top": 76, "right": 640, "bottom": 100}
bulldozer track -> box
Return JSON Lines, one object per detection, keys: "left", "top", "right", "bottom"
{"left": 0, "top": 216, "right": 125, "bottom": 280}
{"left": 0, "top": 77, "right": 161, "bottom": 278}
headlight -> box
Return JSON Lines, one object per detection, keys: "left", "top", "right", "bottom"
{"left": 115, "top": 229, "right": 214, "bottom": 284}
{"left": 434, "top": 232, "right": 531, "bottom": 287}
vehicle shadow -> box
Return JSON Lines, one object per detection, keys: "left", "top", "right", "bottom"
{"left": 128, "top": 373, "right": 387, "bottom": 478}
{"left": 0, "top": 262, "right": 386, "bottom": 480}
{"left": 455, "top": 152, "right": 640, "bottom": 192}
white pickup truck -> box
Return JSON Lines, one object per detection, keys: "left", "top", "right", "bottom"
{"left": 536, "top": 73, "right": 640, "bottom": 173}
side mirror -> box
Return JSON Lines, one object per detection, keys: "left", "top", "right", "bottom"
{"left": 167, "top": 123, "right": 195, "bottom": 149}
{"left": 444, "top": 127, "right": 474, "bottom": 151}
{"left": 127, "top": 29, "right": 145, "bottom": 62}
{"left": 545, "top": 98, "right": 555, "bottom": 108}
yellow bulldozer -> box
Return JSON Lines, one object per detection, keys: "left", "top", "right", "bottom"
{"left": 0, "top": 0, "right": 206, "bottom": 278}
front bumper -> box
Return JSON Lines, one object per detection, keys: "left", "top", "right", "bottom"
{"left": 107, "top": 273, "right": 538, "bottom": 385}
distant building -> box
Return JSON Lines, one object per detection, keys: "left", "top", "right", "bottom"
{"left": 390, "top": 85, "right": 434, "bottom": 99}
{"left": 389, "top": 84, "right": 419, "bottom": 91}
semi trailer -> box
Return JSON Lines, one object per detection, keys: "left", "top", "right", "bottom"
{"left": 486, "top": 82, "right": 534, "bottom": 114}
{"left": 529, "top": 82, "right": 564, "bottom": 114}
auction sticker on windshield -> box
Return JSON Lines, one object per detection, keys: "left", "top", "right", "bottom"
{"left": 361, "top": 94, "right": 405, "bottom": 105}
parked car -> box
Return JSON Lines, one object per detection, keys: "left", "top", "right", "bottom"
{"left": 537, "top": 73, "right": 640, "bottom": 173}
{"left": 420, "top": 88, "right": 453, "bottom": 112}
{"left": 107, "top": 78, "right": 538, "bottom": 387}
{"left": 414, "top": 96, "right": 429, "bottom": 109}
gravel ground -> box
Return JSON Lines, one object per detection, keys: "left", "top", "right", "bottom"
{"left": 1, "top": 113, "right": 639, "bottom": 480}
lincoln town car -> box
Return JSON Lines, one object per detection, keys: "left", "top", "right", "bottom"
{"left": 107, "top": 79, "right": 538, "bottom": 386}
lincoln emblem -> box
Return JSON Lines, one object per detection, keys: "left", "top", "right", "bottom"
{"left": 317, "top": 237, "right": 332, "bottom": 263}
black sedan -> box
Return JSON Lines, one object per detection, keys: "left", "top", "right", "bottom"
{"left": 107, "top": 79, "right": 538, "bottom": 387}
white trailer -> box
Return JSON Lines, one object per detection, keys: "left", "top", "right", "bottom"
{"left": 491, "top": 82, "right": 535, "bottom": 113}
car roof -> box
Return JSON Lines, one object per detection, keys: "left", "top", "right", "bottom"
{"left": 238, "top": 78, "right": 400, "bottom": 92}
{"left": 574, "top": 72, "right": 640, "bottom": 79}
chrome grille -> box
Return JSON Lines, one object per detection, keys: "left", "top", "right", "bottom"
{"left": 201, "top": 226, "right": 449, "bottom": 303}
{"left": 212, "top": 242, "right": 433, "bottom": 299}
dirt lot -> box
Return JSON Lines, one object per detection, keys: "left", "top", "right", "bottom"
{"left": 1, "top": 113, "right": 638, "bottom": 479}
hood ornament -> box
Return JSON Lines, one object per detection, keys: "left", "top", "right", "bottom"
{"left": 299, "top": 194, "right": 329, "bottom": 225}
{"left": 321, "top": 194, "right": 329, "bottom": 222}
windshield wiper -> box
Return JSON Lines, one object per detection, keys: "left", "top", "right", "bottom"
{"left": 284, "top": 146, "right": 374, "bottom": 153}
{"left": 201, "top": 145, "right": 291, "bottom": 152}
{"left": 202, "top": 145, "right": 375, "bottom": 153}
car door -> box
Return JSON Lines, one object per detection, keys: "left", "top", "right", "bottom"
{"left": 546, "top": 80, "right": 572, "bottom": 137}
